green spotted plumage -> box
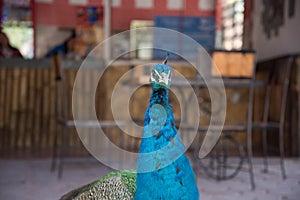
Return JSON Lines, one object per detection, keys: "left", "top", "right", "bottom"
{"left": 60, "top": 170, "right": 136, "bottom": 200}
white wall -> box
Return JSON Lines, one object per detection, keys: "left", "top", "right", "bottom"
{"left": 252, "top": 0, "right": 300, "bottom": 61}
{"left": 36, "top": 25, "right": 72, "bottom": 58}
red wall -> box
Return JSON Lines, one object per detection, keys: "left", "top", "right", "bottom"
{"left": 35, "top": 0, "right": 214, "bottom": 30}
{"left": 35, "top": 0, "right": 102, "bottom": 28}
{"left": 111, "top": 0, "right": 214, "bottom": 30}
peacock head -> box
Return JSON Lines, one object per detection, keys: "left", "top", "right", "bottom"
{"left": 149, "top": 64, "right": 172, "bottom": 89}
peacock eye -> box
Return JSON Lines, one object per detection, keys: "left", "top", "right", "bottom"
{"left": 151, "top": 72, "right": 156, "bottom": 79}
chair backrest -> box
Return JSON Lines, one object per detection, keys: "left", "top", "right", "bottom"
{"left": 260, "top": 55, "right": 294, "bottom": 123}
{"left": 209, "top": 50, "right": 257, "bottom": 124}
{"left": 52, "top": 55, "right": 70, "bottom": 123}
{"left": 52, "top": 55, "right": 105, "bottom": 123}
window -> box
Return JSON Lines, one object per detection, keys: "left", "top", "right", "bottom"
{"left": 167, "top": 0, "right": 184, "bottom": 10}
{"left": 217, "top": 0, "right": 244, "bottom": 50}
{"left": 135, "top": 0, "right": 153, "bottom": 9}
{"left": 69, "top": 0, "right": 88, "bottom": 5}
{"left": 35, "top": 0, "right": 53, "bottom": 2}
{"left": 199, "top": 0, "right": 215, "bottom": 11}
{"left": 130, "top": 20, "right": 154, "bottom": 59}
{"left": 112, "top": 0, "right": 121, "bottom": 7}
{"left": 1, "top": 0, "right": 34, "bottom": 58}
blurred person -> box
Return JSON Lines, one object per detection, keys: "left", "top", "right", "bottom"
{"left": 0, "top": 31, "right": 23, "bottom": 58}
{"left": 45, "top": 31, "right": 76, "bottom": 58}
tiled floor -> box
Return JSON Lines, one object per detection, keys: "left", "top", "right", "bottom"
{"left": 0, "top": 157, "right": 299, "bottom": 200}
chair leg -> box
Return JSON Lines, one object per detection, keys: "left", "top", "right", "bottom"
{"left": 262, "top": 129, "right": 268, "bottom": 173}
{"left": 247, "top": 138, "right": 255, "bottom": 190}
{"left": 51, "top": 123, "right": 59, "bottom": 172}
{"left": 279, "top": 128, "right": 286, "bottom": 179}
{"left": 58, "top": 126, "right": 67, "bottom": 179}
{"left": 216, "top": 138, "right": 222, "bottom": 181}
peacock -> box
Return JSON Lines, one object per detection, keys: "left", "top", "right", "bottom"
{"left": 60, "top": 60, "right": 199, "bottom": 200}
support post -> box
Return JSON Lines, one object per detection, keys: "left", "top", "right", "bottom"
{"left": 104, "top": 0, "right": 111, "bottom": 61}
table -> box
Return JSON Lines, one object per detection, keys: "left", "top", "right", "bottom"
{"left": 122, "top": 60, "right": 262, "bottom": 189}
{"left": 172, "top": 77, "right": 264, "bottom": 181}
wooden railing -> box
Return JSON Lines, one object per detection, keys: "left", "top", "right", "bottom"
{"left": 0, "top": 58, "right": 114, "bottom": 157}
{"left": 0, "top": 59, "right": 57, "bottom": 153}
{"left": 0, "top": 56, "right": 299, "bottom": 157}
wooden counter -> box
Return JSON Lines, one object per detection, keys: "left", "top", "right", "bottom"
{"left": 0, "top": 56, "right": 299, "bottom": 157}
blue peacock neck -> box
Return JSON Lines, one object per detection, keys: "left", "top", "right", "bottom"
{"left": 134, "top": 63, "right": 199, "bottom": 200}
{"left": 150, "top": 87, "right": 168, "bottom": 105}
{"left": 144, "top": 86, "right": 172, "bottom": 128}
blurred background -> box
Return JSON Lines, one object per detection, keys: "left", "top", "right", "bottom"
{"left": 1, "top": 0, "right": 298, "bottom": 60}
{"left": 0, "top": 0, "right": 299, "bottom": 199}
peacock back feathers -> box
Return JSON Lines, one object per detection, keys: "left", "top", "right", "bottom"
{"left": 60, "top": 170, "right": 136, "bottom": 200}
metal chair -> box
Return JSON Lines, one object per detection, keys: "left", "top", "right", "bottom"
{"left": 51, "top": 55, "right": 125, "bottom": 178}
{"left": 253, "top": 55, "right": 295, "bottom": 180}
{"left": 192, "top": 50, "right": 258, "bottom": 190}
